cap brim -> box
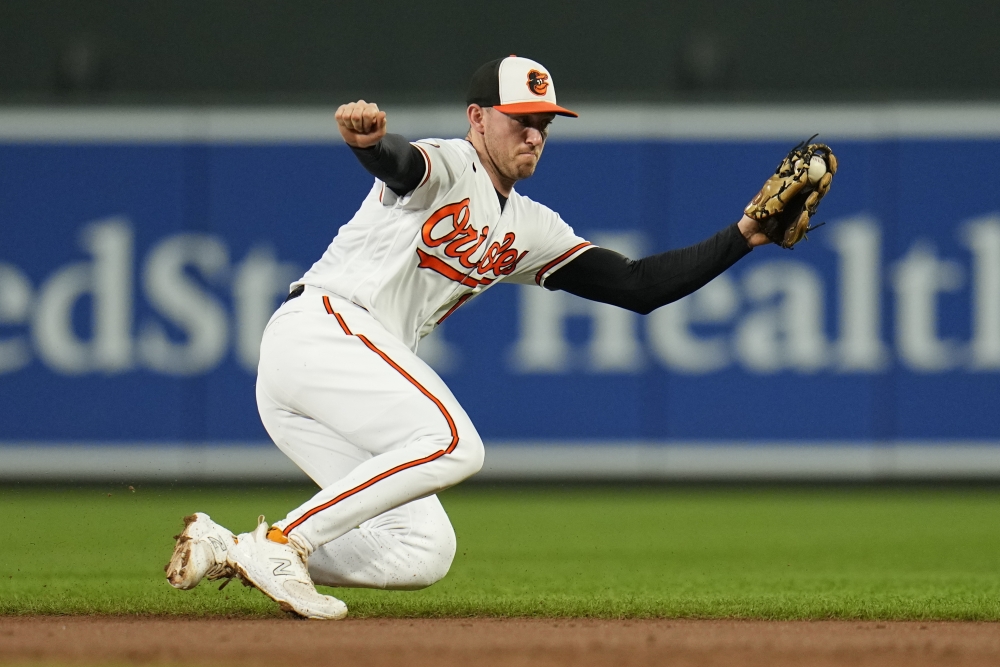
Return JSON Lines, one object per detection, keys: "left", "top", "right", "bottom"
{"left": 493, "top": 102, "right": 579, "bottom": 118}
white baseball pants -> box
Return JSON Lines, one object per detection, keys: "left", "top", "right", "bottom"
{"left": 255, "top": 287, "right": 485, "bottom": 590}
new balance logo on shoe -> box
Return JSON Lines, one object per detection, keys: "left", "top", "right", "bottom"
{"left": 270, "top": 558, "right": 293, "bottom": 576}
{"left": 207, "top": 536, "right": 228, "bottom": 553}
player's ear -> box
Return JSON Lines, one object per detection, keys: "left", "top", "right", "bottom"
{"left": 467, "top": 104, "right": 487, "bottom": 135}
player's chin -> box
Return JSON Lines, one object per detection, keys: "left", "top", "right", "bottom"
{"left": 513, "top": 157, "right": 539, "bottom": 179}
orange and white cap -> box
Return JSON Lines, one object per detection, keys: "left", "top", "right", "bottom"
{"left": 466, "top": 56, "right": 578, "bottom": 118}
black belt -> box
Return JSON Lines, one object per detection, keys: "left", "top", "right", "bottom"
{"left": 284, "top": 284, "right": 305, "bottom": 303}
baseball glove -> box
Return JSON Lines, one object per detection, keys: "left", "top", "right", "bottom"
{"left": 744, "top": 138, "right": 838, "bottom": 248}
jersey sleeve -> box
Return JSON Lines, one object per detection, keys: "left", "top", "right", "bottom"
{"left": 381, "top": 138, "right": 470, "bottom": 210}
{"left": 504, "top": 201, "right": 594, "bottom": 287}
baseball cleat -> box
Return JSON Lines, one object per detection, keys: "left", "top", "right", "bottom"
{"left": 227, "top": 516, "right": 348, "bottom": 620}
{"left": 165, "top": 512, "right": 237, "bottom": 590}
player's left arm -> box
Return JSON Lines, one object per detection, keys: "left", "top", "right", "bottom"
{"left": 545, "top": 217, "right": 760, "bottom": 315}
{"left": 544, "top": 139, "right": 837, "bottom": 313}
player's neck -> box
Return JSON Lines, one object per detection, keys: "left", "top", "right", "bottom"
{"left": 467, "top": 134, "right": 516, "bottom": 197}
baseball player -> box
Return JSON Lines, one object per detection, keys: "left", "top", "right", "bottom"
{"left": 165, "top": 56, "right": 835, "bottom": 619}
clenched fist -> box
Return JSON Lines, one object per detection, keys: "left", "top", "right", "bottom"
{"left": 336, "top": 100, "right": 387, "bottom": 148}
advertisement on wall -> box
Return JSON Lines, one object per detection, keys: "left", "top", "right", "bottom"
{"left": 1, "top": 107, "right": 998, "bottom": 478}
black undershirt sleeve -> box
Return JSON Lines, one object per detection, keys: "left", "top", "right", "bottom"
{"left": 544, "top": 223, "right": 752, "bottom": 315}
{"left": 349, "top": 133, "right": 426, "bottom": 196}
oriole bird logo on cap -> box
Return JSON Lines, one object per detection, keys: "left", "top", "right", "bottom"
{"left": 526, "top": 69, "right": 549, "bottom": 96}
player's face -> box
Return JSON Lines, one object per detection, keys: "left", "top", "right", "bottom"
{"left": 483, "top": 110, "right": 555, "bottom": 181}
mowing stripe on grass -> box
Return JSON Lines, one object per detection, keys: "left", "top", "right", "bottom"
{"left": 1, "top": 485, "right": 998, "bottom": 619}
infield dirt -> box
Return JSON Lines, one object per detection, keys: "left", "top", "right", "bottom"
{"left": 2, "top": 617, "right": 999, "bottom": 667}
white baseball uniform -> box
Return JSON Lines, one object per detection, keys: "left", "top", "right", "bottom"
{"left": 256, "top": 137, "right": 592, "bottom": 589}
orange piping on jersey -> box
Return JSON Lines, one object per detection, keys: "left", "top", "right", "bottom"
{"left": 414, "top": 144, "right": 432, "bottom": 187}
{"left": 379, "top": 183, "right": 385, "bottom": 202}
{"left": 437, "top": 293, "right": 472, "bottom": 324}
{"left": 283, "top": 309, "right": 460, "bottom": 537}
{"left": 534, "top": 242, "right": 593, "bottom": 285}
{"left": 416, "top": 248, "right": 494, "bottom": 288}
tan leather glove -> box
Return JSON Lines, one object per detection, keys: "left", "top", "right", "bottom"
{"left": 744, "top": 139, "right": 838, "bottom": 248}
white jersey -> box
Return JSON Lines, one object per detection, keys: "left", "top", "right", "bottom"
{"left": 299, "top": 138, "right": 592, "bottom": 350}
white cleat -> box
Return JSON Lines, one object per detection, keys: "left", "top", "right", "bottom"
{"left": 165, "top": 512, "right": 237, "bottom": 590}
{"left": 227, "top": 517, "right": 348, "bottom": 620}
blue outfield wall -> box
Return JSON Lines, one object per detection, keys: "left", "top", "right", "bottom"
{"left": 1, "top": 124, "right": 999, "bottom": 472}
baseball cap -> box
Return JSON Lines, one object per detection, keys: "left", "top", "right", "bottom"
{"left": 466, "top": 56, "right": 578, "bottom": 118}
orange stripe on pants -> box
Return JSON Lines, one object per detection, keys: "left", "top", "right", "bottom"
{"left": 282, "top": 297, "right": 460, "bottom": 536}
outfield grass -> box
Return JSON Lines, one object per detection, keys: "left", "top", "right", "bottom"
{"left": 0, "top": 484, "right": 998, "bottom": 620}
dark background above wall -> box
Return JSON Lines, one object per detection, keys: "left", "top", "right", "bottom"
{"left": 1, "top": 0, "right": 997, "bottom": 104}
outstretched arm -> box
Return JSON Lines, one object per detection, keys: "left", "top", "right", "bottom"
{"left": 545, "top": 216, "right": 766, "bottom": 315}
{"left": 336, "top": 100, "right": 426, "bottom": 196}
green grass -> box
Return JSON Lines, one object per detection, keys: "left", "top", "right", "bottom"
{"left": 1, "top": 484, "right": 999, "bottom": 620}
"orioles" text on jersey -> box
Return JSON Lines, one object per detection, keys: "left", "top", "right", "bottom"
{"left": 297, "top": 138, "right": 591, "bottom": 350}
{"left": 415, "top": 198, "right": 529, "bottom": 288}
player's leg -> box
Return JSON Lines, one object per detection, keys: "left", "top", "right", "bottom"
{"left": 256, "top": 290, "right": 484, "bottom": 559}
{"left": 257, "top": 386, "right": 457, "bottom": 589}
{"left": 309, "top": 498, "right": 456, "bottom": 590}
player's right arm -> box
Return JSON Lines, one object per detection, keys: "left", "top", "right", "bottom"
{"left": 336, "top": 100, "right": 427, "bottom": 196}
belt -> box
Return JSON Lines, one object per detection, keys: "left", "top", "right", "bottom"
{"left": 285, "top": 285, "right": 369, "bottom": 314}
{"left": 284, "top": 284, "right": 305, "bottom": 303}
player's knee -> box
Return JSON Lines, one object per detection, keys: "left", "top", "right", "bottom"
{"left": 464, "top": 435, "right": 485, "bottom": 476}
{"left": 441, "top": 433, "right": 484, "bottom": 486}
{"left": 420, "top": 537, "right": 457, "bottom": 588}
{"left": 397, "top": 528, "right": 456, "bottom": 590}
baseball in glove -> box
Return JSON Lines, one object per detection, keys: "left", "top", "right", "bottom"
{"left": 744, "top": 137, "right": 838, "bottom": 248}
